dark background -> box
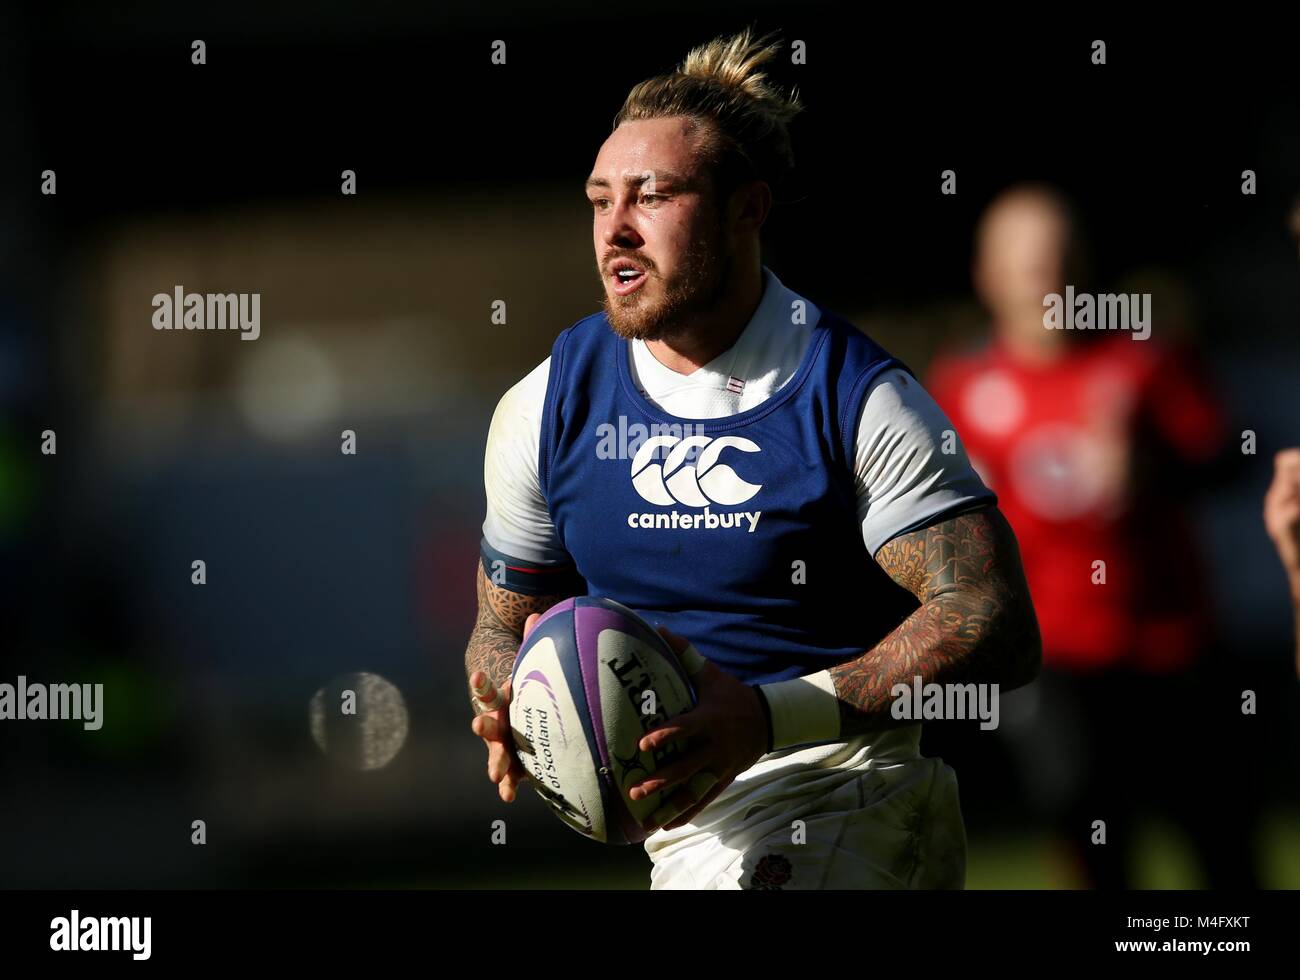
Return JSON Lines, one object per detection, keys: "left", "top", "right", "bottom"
{"left": 0, "top": 2, "right": 1296, "bottom": 887}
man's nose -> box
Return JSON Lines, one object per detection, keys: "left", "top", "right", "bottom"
{"left": 602, "top": 200, "right": 644, "bottom": 250}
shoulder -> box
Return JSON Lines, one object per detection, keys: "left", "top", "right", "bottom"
{"left": 855, "top": 368, "right": 953, "bottom": 442}
{"left": 483, "top": 354, "right": 571, "bottom": 564}
{"left": 492, "top": 355, "right": 551, "bottom": 429}
{"left": 806, "top": 311, "right": 913, "bottom": 455}
{"left": 851, "top": 366, "right": 996, "bottom": 554}
{"left": 486, "top": 355, "right": 552, "bottom": 482}
{"left": 492, "top": 307, "right": 611, "bottom": 422}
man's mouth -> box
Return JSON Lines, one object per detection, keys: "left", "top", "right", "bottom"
{"left": 609, "top": 260, "right": 648, "bottom": 297}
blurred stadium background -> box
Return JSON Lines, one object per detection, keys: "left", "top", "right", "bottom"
{"left": 0, "top": 2, "right": 1297, "bottom": 887}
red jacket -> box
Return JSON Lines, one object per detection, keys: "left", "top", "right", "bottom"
{"left": 928, "top": 333, "right": 1225, "bottom": 674}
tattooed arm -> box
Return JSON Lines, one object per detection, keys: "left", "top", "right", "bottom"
{"left": 466, "top": 561, "right": 573, "bottom": 803}
{"left": 630, "top": 508, "right": 1038, "bottom": 829}
{"left": 829, "top": 505, "right": 1041, "bottom": 736}
{"left": 464, "top": 560, "right": 568, "bottom": 714}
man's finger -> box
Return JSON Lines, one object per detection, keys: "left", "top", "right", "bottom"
{"left": 638, "top": 714, "right": 702, "bottom": 752}
{"left": 473, "top": 714, "right": 502, "bottom": 741}
{"left": 471, "top": 672, "right": 504, "bottom": 712}
{"left": 628, "top": 756, "right": 706, "bottom": 801}
{"left": 487, "top": 739, "right": 514, "bottom": 783}
{"left": 499, "top": 764, "right": 528, "bottom": 802}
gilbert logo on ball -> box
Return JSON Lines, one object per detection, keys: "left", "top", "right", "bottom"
{"left": 509, "top": 597, "right": 697, "bottom": 844}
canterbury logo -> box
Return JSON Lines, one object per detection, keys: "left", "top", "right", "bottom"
{"left": 629, "top": 436, "right": 763, "bottom": 507}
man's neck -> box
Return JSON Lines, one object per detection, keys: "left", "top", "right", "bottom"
{"left": 997, "top": 313, "right": 1068, "bottom": 368}
{"left": 644, "top": 265, "right": 765, "bottom": 376}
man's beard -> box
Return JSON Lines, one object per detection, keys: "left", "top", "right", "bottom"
{"left": 602, "top": 232, "right": 733, "bottom": 342}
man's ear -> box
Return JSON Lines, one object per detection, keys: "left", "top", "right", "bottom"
{"left": 728, "top": 179, "right": 772, "bottom": 234}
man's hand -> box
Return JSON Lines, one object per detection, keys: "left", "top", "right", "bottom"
{"left": 1265, "top": 448, "right": 1300, "bottom": 588}
{"left": 627, "top": 627, "right": 768, "bottom": 833}
{"left": 1264, "top": 449, "right": 1300, "bottom": 679}
{"left": 468, "top": 611, "right": 544, "bottom": 804}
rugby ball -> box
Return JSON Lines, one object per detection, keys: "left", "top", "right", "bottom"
{"left": 508, "top": 596, "right": 697, "bottom": 844}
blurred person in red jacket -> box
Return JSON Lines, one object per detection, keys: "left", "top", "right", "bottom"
{"left": 927, "top": 184, "right": 1258, "bottom": 889}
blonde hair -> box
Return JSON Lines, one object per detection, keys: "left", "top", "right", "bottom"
{"left": 614, "top": 28, "right": 804, "bottom": 203}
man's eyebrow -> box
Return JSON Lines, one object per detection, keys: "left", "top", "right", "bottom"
{"left": 584, "top": 171, "right": 687, "bottom": 191}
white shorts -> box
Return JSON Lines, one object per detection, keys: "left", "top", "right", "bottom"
{"left": 644, "top": 724, "right": 966, "bottom": 890}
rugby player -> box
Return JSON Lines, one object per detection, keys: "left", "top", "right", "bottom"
{"left": 465, "top": 29, "right": 1041, "bottom": 889}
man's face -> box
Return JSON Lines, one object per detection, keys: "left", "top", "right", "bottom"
{"left": 586, "top": 116, "right": 732, "bottom": 340}
{"left": 970, "top": 192, "right": 1076, "bottom": 355}
{"left": 975, "top": 195, "right": 1070, "bottom": 319}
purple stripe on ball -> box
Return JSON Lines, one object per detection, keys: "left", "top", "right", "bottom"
{"left": 573, "top": 600, "right": 650, "bottom": 844}
{"left": 515, "top": 600, "right": 611, "bottom": 835}
{"left": 515, "top": 669, "right": 568, "bottom": 742}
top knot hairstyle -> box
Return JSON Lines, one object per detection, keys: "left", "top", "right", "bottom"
{"left": 613, "top": 28, "right": 805, "bottom": 206}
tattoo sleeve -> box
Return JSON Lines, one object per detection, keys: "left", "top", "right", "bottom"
{"left": 829, "top": 505, "right": 1042, "bottom": 735}
{"left": 464, "top": 561, "right": 568, "bottom": 715}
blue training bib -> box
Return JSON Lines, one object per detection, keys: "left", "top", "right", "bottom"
{"left": 539, "top": 308, "right": 918, "bottom": 685}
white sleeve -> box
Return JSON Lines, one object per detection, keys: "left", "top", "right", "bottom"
{"left": 854, "top": 368, "right": 996, "bottom": 556}
{"left": 481, "top": 356, "right": 571, "bottom": 564}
